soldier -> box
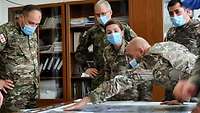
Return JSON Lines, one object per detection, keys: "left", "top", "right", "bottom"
{"left": 103, "top": 19, "right": 149, "bottom": 101}
{"left": 0, "top": 5, "right": 41, "bottom": 112}
{"left": 75, "top": 0, "right": 137, "bottom": 90}
{"left": 65, "top": 37, "right": 197, "bottom": 110}
{"left": 165, "top": 0, "right": 200, "bottom": 55}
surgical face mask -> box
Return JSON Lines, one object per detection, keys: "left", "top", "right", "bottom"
{"left": 129, "top": 59, "right": 139, "bottom": 69}
{"left": 21, "top": 24, "right": 37, "bottom": 36}
{"left": 170, "top": 15, "right": 186, "bottom": 27}
{"left": 98, "top": 15, "right": 110, "bottom": 25}
{"left": 106, "top": 32, "right": 122, "bottom": 45}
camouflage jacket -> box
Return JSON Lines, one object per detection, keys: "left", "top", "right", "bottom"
{"left": 165, "top": 19, "right": 200, "bottom": 55}
{"left": 0, "top": 22, "right": 39, "bottom": 111}
{"left": 75, "top": 22, "right": 137, "bottom": 71}
{"left": 89, "top": 41, "right": 197, "bottom": 103}
{"left": 102, "top": 39, "right": 146, "bottom": 101}
{"left": 103, "top": 39, "right": 129, "bottom": 79}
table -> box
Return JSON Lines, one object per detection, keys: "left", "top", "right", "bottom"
{"left": 22, "top": 101, "right": 197, "bottom": 113}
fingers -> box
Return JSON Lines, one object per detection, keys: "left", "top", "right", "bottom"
{"left": 64, "top": 104, "right": 81, "bottom": 111}
{"left": 0, "top": 92, "right": 3, "bottom": 107}
{"left": 5, "top": 80, "right": 13, "bottom": 84}
{"left": 2, "top": 88, "right": 7, "bottom": 94}
{"left": 0, "top": 79, "right": 14, "bottom": 93}
{"left": 85, "top": 68, "right": 99, "bottom": 77}
{"left": 4, "top": 80, "right": 14, "bottom": 90}
{"left": 160, "top": 100, "right": 182, "bottom": 105}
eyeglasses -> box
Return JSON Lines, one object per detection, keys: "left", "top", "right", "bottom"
{"left": 95, "top": 11, "right": 110, "bottom": 17}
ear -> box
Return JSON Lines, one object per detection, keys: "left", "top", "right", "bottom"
{"left": 110, "top": 10, "right": 112, "bottom": 16}
{"left": 138, "top": 47, "right": 144, "bottom": 55}
{"left": 121, "top": 30, "right": 124, "bottom": 38}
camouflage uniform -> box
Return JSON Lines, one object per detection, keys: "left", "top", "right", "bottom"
{"left": 88, "top": 41, "right": 197, "bottom": 104}
{"left": 0, "top": 22, "right": 39, "bottom": 112}
{"left": 103, "top": 39, "right": 146, "bottom": 100}
{"left": 103, "top": 39, "right": 129, "bottom": 80}
{"left": 75, "top": 23, "right": 137, "bottom": 89}
{"left": 165, "top": 19, "right": 200, "bottom": 55}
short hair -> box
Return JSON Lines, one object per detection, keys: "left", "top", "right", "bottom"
{"left": 167, "top": 0, "right": 183, "bottom": 10}
{"left": 94, "top": 0, "right": 112, "bottom": 11}
{"left": 105, "top": 19, "right": 123, "bottom": 31}
{"left": 22, "top": 5, "right": 41, "bottom": 16}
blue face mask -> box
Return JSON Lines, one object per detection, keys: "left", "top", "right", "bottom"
{"left": 21, "top": 24, "right": 37, "bottom": 36}
{"left": 129, "top": 59, "right": 139, "bottom": 68}
{"left": 170, "top": 15, "right": 186, "bottom": 27}
{"left": 106, "top": 32, "right": 122, "bottom": 45}
{"left": 98, "top": 15, "right": 110, "bottom": 25}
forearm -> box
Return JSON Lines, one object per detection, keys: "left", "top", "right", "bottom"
{"left": 88, "top": 75, "right": 135, "bottom": 104}
{"left": 189, "top": 57, "right": 200, "bottom": 87}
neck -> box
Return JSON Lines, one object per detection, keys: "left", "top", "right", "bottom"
{"left": 114, "top": 44, "right": 121, "bottom": 50}
{"left": 144, "top": 46, "right": 151, "bottom": 54}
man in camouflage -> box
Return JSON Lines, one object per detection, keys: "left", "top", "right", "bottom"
{"left": 75, "top": 0, "right": 137, "bottom": 90}
{"left": 173, "top": 58, "right": 200, "bottom": 112}
{"left": 65, "top": 37, "right": 197, "bottom": 110}
{"left": 0, "top": 5, "right": 41, "bottom": 112}
{"left": 165, "top": 0, "right": 200, "bottom": 55}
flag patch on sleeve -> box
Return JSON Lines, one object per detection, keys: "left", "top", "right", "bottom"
{"left": 0, "top": 34, "right": 6, "bottom": 43}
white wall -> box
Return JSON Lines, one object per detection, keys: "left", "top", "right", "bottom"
{"left": 0, "top": 0, "right": 81, "bottom": 25}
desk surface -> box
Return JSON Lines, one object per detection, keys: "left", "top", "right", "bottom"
{"left": 23, "top": 101, "right": 197, "bottom": 113}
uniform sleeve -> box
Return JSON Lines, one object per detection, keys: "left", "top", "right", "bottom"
{"left": 0, "top": 25, "right": 8, "bottom": 51}
{"left": 189, "top": 57, "right": 200, "bottom": 87}
{"left": 181, "top": 0, "right": 200, "bottom": 10}
{"left": 122, "top": 23, "right": 137, "bottom": 41}
{"left": 150, "top": 55, "right": 178, "bottom": 100}
{"left": 75, "top": 30, "right": 94, "bottom": 70}
{"left": 189, "top": 22, "right": 200, "bottom": 86}
{"left": 103, "top": 47, "right": 111, "bottom": 76}
{"left": 88, "top": 75, "right": 135, "bottom": 104}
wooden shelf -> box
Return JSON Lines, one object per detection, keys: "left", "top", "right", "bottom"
{"left": 40, "top": 76, "right": 63, "bottom": 80}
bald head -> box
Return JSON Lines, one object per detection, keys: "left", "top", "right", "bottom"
{"left": 126, "top": 37, "right": 151, "bottom": 59}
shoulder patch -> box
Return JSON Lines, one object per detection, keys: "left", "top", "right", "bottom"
{"left": 0, "top": 34, "right": 6, "bottom": 43}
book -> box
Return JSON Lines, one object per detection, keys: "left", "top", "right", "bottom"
{"left": 43, "top": 58, "right": 49, "bottom": 70}
{"left": 73, "top": 32, "right": 81, "bottom": 52}
{"left": 53, "top": 57, "right": 61, "bottom": 70}
{"left": 47, "top": 57, "right": 54, "bottom": 70}
{"left": 57, "top": 60, "right": 63, "bottom": 70}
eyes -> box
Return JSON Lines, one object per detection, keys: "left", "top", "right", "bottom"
{"left": 106, "top": 30, "right": 119, "bottom": 35}
{"left": 95, "top": 11, "right": 109, "bottom": 17}
{"left": 28, "top": 20, "right": 38, "bottom": 26}
{"left": 169, "top": 8, "right": 184, "bottom": 17}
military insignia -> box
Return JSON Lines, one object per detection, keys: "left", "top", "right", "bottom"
{"left": 0, "top": 34, "right": 6, "bottom": 43}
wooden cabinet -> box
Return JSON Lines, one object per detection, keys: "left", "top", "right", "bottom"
{"left": 129, "top": 0, "right": 164, "bottom": 45}
{"left": 8, "top": 3, "right": 67, "bottom": 106}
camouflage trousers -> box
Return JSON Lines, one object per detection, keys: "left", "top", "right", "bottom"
{"left": 0, "top": 83, "right": 38, "bottom": 113}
